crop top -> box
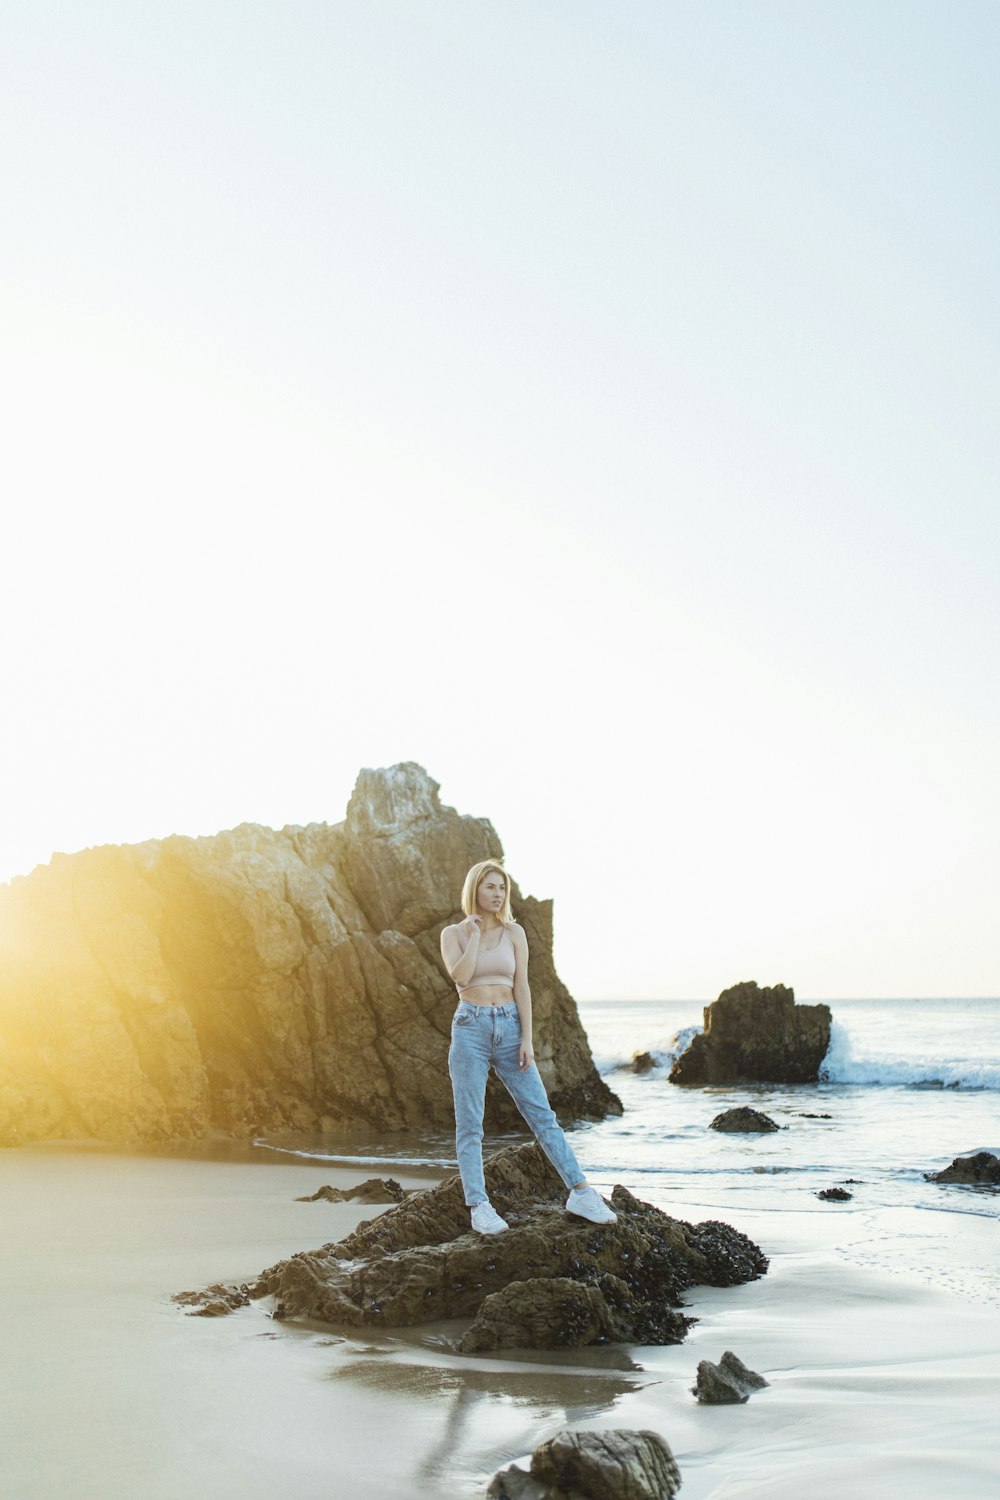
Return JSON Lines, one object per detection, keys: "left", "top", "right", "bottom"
{"left": 456, "top": 924, "right": 517, "bottom": 995}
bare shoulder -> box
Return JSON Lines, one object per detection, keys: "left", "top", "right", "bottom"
{"left": 508, "top": 920, "right": 528, "bottom": 944}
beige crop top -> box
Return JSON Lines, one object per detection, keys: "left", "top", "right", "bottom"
{"left": 456, "top": 924, "right": 517, "bottom": 995}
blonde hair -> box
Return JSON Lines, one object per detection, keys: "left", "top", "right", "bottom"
{"left": 461, "top": 860, "right": 513, "bottom": 925}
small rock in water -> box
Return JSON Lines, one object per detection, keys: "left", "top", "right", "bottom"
{"left": 296, "top": 1178, "right": 408, "bottom": 1204}
{"left": 172, "top": 1283, "right": 251, "bottom": 1317}
{"left": 488, "top": 1427, "right": 681, "bottom": 1499}
{"left": 693, "top": 1350, "right": 769, "bottom": 1404}
{"left": 817, "top": 1187, "right": 852, "bottom": 1201}
{"left": 631, "top": 1051, "right": 657, "bottom": 1074}
{"left": 925, "top": 1151, "right": 1000, "bottom": 1187}
{"left": 710, "top": 1107, "right": 780, "bottom": 1133}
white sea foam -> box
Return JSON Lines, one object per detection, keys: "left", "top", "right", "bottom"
{"left": 592, "top": 1023, "right": 703, "bottom": 1075}
{"left": 820, "top": 1019, "right": 1000, "bottom": 1091}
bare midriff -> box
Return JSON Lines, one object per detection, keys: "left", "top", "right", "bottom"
{"left": 458, "top": 984, "right": 515, "bottom": 1006}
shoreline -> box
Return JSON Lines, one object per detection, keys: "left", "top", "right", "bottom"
{"left": 3, "top": 1146, "right": 999, "bottom": 1499}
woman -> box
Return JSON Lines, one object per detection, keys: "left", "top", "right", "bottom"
{"left": 439, "top": 859, "right": 617, "bottom": 1235}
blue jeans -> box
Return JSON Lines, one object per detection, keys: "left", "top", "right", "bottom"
{"left": 447, "top": 1000, "right": 585, "bottom": 1206}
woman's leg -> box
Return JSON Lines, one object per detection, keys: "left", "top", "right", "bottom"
{"left": 448, "top": 1007, "right": 492, "bottom": 1206}
{"left": 492, "top": 1011, "right": 586, "bottom": 1191}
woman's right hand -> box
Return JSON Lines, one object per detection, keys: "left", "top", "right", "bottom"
{"left": 461, "top": 915, "right": 482, "bottom": 937}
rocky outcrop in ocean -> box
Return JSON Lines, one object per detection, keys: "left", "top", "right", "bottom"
{"left": 0, "top": 763, "right": 620, "bottom": 1145}
{"left": 192, "top": 1142, "right": 768, "bottom": 1346}
{"left": 710, "top": 1107, "right": 780, "bottom": 1133}
{"left": 669, "top": 981, "right": 831, "bottom": 1086}
{"left": 925, "top": 1151, "right": 1000, "bottom": 1186}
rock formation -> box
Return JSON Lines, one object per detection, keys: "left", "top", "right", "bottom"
{"left": 817, "top": 1187, "right": 852, "bottom": 1201}
{"left": 179, "top": 1143, "right": 768, "bottom": 1346}
{"left": 488, "top": 1428, "right": 681, "bottom": 1500}
{"left": 0, "top": 763, "right": 620, "bottom": 1145}
{"left": 710, "top": 1107, "right": 780, "bottom": 1133}
{"left": 692, "top": 1351, "right": 769, "bottom": 1404}
{"left": 925, "top": 1151, "right": 1000, "bottom": 1186}
{"left": 669, "top": 981, "right": 831, "bottom": 1086}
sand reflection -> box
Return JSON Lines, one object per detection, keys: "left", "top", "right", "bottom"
{"left": 329, "top": 1354, "right": 651, "bottom": 1491}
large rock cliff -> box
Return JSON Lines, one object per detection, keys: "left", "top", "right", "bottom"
{"left": 0, "top": 764, "right": 620, "bottom": 1145}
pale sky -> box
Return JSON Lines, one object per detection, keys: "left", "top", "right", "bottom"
{"left": 2, "top": 2, "right": 997, "bottom": 1000}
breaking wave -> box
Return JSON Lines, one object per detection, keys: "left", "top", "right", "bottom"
{"left": 819, "top": 1020, "right": 1000, "bottom": 1091}
{"left": 593, "top": 1024, "right": 703, "bottom": 1076}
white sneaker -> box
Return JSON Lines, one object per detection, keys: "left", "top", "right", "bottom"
{"left": 470, "top": 1202, "right": 509, "bottom": 1235}
{"left": 566, "top": 1185, "right": 617, "bottom": 1224}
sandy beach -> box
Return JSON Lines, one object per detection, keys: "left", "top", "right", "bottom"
{"left": 3, "top": 1145, "right": 998, "bottom": 1500}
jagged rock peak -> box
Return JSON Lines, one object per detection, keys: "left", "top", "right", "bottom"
{"left": 346, "top": 762, "right": 443, "bottom": 838}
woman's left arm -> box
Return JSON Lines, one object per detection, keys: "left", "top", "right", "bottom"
{"left": 511, "top": 924, "right": 534, "bottom": 1069}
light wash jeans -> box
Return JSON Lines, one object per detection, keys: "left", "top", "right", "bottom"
{"left": 447, "top": 999, "right": 585, "bottom": 1206}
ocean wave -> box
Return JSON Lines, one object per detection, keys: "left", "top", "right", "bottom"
{"left": 819, "top": 1021, "right": 1000, "bottom": 1091}
{"left": 594, "top": 1024, "right": 703, "bottom": 1076}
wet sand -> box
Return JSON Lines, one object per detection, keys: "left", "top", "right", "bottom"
{"left": 3, "top": 1148, "right": 999, "bottom": 1499}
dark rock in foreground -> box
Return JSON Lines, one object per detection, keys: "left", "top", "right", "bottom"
{"left": 925, "top": 1151, "right": 1000, "bottom": 1186}
{"left": 817, "top": 1187, "right": 852, "bottom": 1201}
{"left": 0, "top": 761, "right": 620, "bottom": 1145}
{"left": 460, "top": 1272, "right": 691, "bottom": 1353}
{"left": 670, "top": 981, "right": 831, "bottom": 1086}
{"left": 295, "top": 1177, "right": 408, "bottom": 1204}
{"left": 710, "top": 1107, "right": 780, "bottom": 1133}
{"left": 488, "top": 1428, "right": 681, "bottom": 1500}
{"left": 693, "top": 1350, "right": 769, "bottom": 1404}
{"left": 183, "top": 1143, "right": 767, "bottom": 1349}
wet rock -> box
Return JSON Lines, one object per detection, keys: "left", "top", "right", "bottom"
{"left": 925, "top": 1151, "right": 1000, "bottom": 1186}
{"left": 693, "top": 1350, "right": 769, "bottom": 1403}
{"left": 0, "top": 762, "right": 620, "bottom": 1145}
{"left": 460, "top": 1273, "right": 691, "bottom": 1353}
{"left": 231, "top": 1143, "right": 768, "bottom": 1344}
{"left": 489, "top": 1428, "right": 681, "bottom": 1500}
{"left": 296, "top": 1178, "right": 408, "bottom": 1204}
{"left": 798, "top": 1112, "right": 833, "bottom": 1119}
{"left": 670, "top": 981, "right": 831, "bottom": 1086}
{"left": 817, "top": 1187, "right": 852, "bottom": 1201}
{"left": 173, "top": 1283, "right": 251, "bottom": 1317}
{"left": 710, "top": 1107, "right": 780, "bottom": 1133}
{"left": 631, "top": 1052, "right": 656, "bottom": 1074}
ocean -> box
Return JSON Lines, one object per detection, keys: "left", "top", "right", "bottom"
{"left": 257, "top": 997, "right": 1000, "bottom": 1305}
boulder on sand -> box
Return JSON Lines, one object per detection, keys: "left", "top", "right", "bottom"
{"left": 488, "top": 1427, "right": 682, "bottom": 1500}
{"left": 693, "top": 1350, "right": 769, "bottom": 1404}
{"left": 180, "top": 1143, "right": 769, "bottom": 1349}
{"left": 0, "top": 762, "right": 620, "bottom": 1145}
{"left": 670, "top": 981, "right": 831, "bottom": 1086}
